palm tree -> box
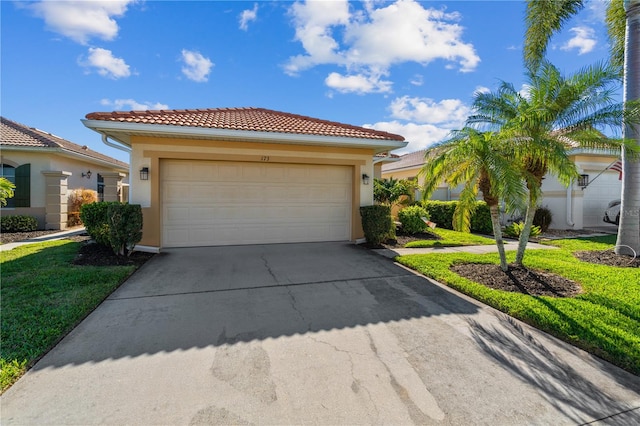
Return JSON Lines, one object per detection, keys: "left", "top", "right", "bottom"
{"left": 524, "top": 0, "right": 640, "bottom": 256}
{"left": 420, "top": 128, "right": 525, "bottom": 271}
{"left": 469, "top": 61, "right": 631, "bottom": 265}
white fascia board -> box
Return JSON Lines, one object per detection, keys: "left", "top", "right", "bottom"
{"left": 82, "top": 119, "right": 408, "bottom": 154}
{"left": 568, "top": 147, "right": 621, "bottom": 156}
{"left": 1, "top": 146, "right": 128, "bottom": 170}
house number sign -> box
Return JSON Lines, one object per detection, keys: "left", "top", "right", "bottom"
{"left": 261, "top": 156, "right": 270, "bottom": 162}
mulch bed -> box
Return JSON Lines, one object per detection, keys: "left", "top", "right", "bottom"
{"left": 451, "top": 263, "right": 583, "bottom": 298}
{"left": 574, "top": 250, "right": 640, "bottom": 268}
{"left": 72, "top": 241, "right": 155, "bottom": 266}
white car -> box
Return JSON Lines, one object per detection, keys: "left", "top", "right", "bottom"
{"left": 603, "top": 200, "right": 621, "bottom": 225}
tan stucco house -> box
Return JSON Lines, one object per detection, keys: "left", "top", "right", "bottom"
{"left": 382, "top": 148, "right": 622, "bottom": 230}
{"left": 1, "top": 117, "right": 129, "bottom": 230}
{"left": 82, "top": 107, "right": 406, "bottom": 250}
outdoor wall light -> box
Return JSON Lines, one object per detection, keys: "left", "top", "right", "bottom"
{"left": 140, "top": 167, "right": 149, "bottom": 181}
{"left": 578, "top": 174, "right": 589, "bottom": 188}
{"left": 362, "top": 173, "right": 370, "bottom": 185}
{"left": 81, "top": 170, "right": 92, "bottom": 179}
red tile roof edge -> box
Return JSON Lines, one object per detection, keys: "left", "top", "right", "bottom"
{"left": 85, "top": 107, "right": 406, "bottom": 142}
{"left": 1, "top": 117, "right": 128, "bottom": 169}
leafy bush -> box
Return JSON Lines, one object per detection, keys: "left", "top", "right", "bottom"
{"left": 80, "top": 202, "right": 117, "bottom": 246}
{"left": 469, "top": 202, "right": 493, "bottom": 234}
{"left": 398, "top": 205, "right": 429, "bottom": 235}
{"left": 107, "top": 203, "right": 143, "bottom": 256}
{"left": 67, "top": 189, "right": 98, "bottom": 227}
{"left": 533, "top": 206, "right": 553, "bottom": 232}
{"left": 504, "top": 221, "right": 541, "bottom": 238}
{"left": 0, "top": 215, "right": 38, "bottom": 232}
{"left": 81, "top": 202, "right": 143, "bottom": 255}
{"left": 360, "top": 205, "right": 394, "bottom": 246}
{"left": 421, "top": 200, "right": 493, "bottom": 234}
{"left": 421, "top": 201, "right": 457, "bottom": 229}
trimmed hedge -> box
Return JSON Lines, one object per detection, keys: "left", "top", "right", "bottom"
{"left": 421, "top": 200, "right": 492, "bottom": 234}
{"left": 360, "top": 205, "right": 394, "bottom": 246}
{"left": 80, "top": 202, "right": 143, "bottom": 255}
{"left": 0, "top": 215, "right": 38, "bottom": 232}
{"left": 80, "top": 202, "right": 118, "bottom": 246}
{"left": 398, "top": 205, "right": 429, "bottom": 235}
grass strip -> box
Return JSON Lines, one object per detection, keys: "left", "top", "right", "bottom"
{"left": 397, "top": 236, "right": 640, "bottom": 375}
{"left": 404, "top": 228, "right": 495, "bottom": 248}
{"left": 1, "top": 240, "right": 135, "bottom": 392}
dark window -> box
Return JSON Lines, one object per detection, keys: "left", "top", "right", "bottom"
{"left": 14, "top": 164, "right": 31, "bottom": 207}
{"left": 97, "top": 174, "right": 105, "bottom": 202}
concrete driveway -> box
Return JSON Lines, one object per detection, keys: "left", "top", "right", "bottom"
{"left": 2, "top": 242, "right": 639, "bottom": 425}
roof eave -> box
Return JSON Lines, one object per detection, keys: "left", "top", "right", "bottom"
{"left": 82, "top": 119, "right": 407, "bottom": 154}
{"left": 1, "top": 145, "right": 128, "bottom": 170}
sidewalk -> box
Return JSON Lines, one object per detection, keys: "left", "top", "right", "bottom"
{"left": 373, "top": 240, "right": 557, "bottom": 259}
{"left": 0, "top": 228, "right": 86, "bottom": 252}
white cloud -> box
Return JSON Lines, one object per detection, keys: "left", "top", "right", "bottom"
{"left": 410, "top": 74, "right": 423, "bottom": 86}
{"left": 100, "top": 98, "right": 169, "bottom": 111}
{"left": 81, "top": 47, "right": 131, "bottom": 79}
{"left": 474, "top": 86, "right": 490, "bottom": 95}
{"left": 364, "top": 121, "right": 452, "bottom": 154}
{"left": 181, "top": 49, "right": 214, "bottom": 82}
{"left": 285, "top": 0, "right": 480, "bottom": 93}
{"left": 389, "top": 96, "right": 470, "bottom": 126}
{"left": 561, "top": 26, "right": 597, "bottom": 55}
{"left": 239, "top": 3, "right": 258, "bottom": 31}
{"left": 28, "top": 0, "right": 135, "bottom": 45}
{"left": 325, "top": 71, "right": 392, "bottom": 94}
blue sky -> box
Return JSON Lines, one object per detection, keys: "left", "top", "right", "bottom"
{"left": 2, "top": 0, "right": 615, "bottom": 163}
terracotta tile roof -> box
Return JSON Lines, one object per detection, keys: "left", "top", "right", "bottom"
{"left": 85, "top": 107, "right": 405, "bottom": 142}
{"left": 1, "top": 117, "right": 128, "bottom": 169}
{"left": 382, "top": 149, "right": 427, "bottom": 172}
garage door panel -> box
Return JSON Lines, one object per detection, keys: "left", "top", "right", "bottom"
{"left": 162, "top": 160, "right": 352, "bottom": 247}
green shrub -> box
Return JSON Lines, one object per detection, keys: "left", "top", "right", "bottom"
{"left": 533, "top": 206, "right": 553, "bottom": 232}
{"left": 398, "top": 205, "right": 429, "bottom": 235}
{"left": 0, "top": 215, "right": 38, "bottom": 232}
{"left": 421, "top": 200, "right": 493, "bottom": 234}
{"left": 421, "top": 201, "right": 457, "bottom": 229}
{"left": 504, "top": 221, "right": 542, "bottom": 238}
{"left": 360, "top": 205, "right": 393, "bottom": 246}
{"left": 107, "top": 203, "right": 143, "bottom": 256}
{"left": 80, "top": 202, "right": 118, "bottom": 246}
{"left": 470, "top": 202, "right": 493, "bottom": 234}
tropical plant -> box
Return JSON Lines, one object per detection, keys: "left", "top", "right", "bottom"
{"left": 524, "top": 0, "right": 640, "bottom": 256}
{"left": 504, "top": 222, "right": 542, "bottom": 239}
{"left": 373, "top": 177, "right": 416, "bottom": 207}
{"left": 0, "top": 177, "right": 15, "bottom": 207}
{"left": 420, "top": 128, "right": 525, "bottom": 271}
{"left": 469, "top": 61, "right": 635, "bottom": 265}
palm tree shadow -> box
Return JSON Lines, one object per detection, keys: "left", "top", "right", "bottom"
{"left": 468, "top": 314, "right": 640, "bottom": 424}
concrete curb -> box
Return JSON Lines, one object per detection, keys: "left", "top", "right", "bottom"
{"left": 0, "top": 227, "right": 86, "bottom": 252}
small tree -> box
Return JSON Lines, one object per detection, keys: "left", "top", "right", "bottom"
{"left": 68, "top": 189, "right": 98, "bottom": 227}
{"left": 107, "top": 203, "right": 143, "bottom": 256}
{"left": 373, "top": 178, "right": 416, "bottom": 207}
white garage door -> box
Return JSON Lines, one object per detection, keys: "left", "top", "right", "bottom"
{"left": 161, "top": 160, "right": 352, "bottom": 247}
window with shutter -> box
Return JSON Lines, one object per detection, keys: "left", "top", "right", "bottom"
{"left": 14, "top": 164, "right": 31, "bottom": 207}
{"left": 1, "top": 164, "right": 16, "bottom": 208}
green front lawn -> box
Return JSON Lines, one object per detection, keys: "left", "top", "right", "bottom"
{"left": 397, "top": 235, "right": 640, "bottom": 375}
{"left": 1, "top": 240, "right": 137, "bottom": 392}
{"left": 404, "top": 227, "right": 495, "bottom": 248}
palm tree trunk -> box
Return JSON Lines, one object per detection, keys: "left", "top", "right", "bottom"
{"left": 616, "top": 0, "right": 640, "bottom": 256}
{"left": 515, "top": 195, "right": 536, "bottom": 265}
{"left": 489, "top": 204, "right": 509, "bottom": 271}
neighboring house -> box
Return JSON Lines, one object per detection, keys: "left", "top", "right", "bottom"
{"left": 1, "top": 117, "right": 129, "bottom": 230}
{"left": 382, "top": 148, "right": 621, "bottom": 230}
{"left": 82, "top": 107, "right": 406, "bottom": 250}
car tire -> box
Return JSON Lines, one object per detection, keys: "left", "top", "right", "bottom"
{"left": 615, "top": 214, "right": 620, "bottom": 225}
